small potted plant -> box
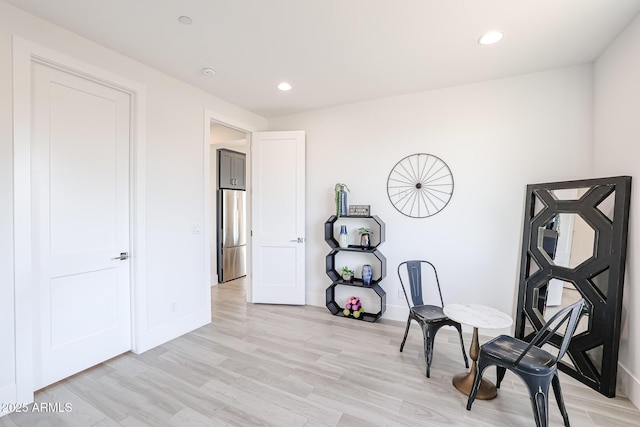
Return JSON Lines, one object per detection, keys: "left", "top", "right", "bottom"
{"left": 341, "top": 266, "right": 354, "bottom": 281}
{"left": 358, "top": 227, "right": 373, "bottom": 248}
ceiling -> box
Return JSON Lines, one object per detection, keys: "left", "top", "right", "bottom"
{"left": 5, "top": 0, "right": 640, "bottom": 118}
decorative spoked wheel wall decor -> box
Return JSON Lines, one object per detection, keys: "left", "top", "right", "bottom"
{"left": 386, "top": 153, "right": 454, "bottom": 218}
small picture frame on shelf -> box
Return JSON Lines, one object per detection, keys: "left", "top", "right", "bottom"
{"left": 348, "top": 204, "right": 370, "bottom": 216}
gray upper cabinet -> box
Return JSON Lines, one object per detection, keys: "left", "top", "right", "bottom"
{"left": 217, "top": 149, "right": 246, "bottom": 190}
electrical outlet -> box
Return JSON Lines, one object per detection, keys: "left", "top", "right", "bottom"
{"left": 191, "top": 223, "right": 201, "bottom": 234}
{"left": 170, "top": 302, "right": 177, "bottom": 313}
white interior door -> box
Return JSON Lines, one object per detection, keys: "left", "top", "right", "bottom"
{"left": 251, "top": 131, "right": 305, "bottom": 304}
{"left": 32, "top": 62, "right": 132, "bottom": 389}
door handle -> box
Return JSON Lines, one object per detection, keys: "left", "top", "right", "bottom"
{"left": 111, "top": 252, "right": 129, "bottom": 260}
{"left": 290, "top": 238, "right": 304, "bottom": 243}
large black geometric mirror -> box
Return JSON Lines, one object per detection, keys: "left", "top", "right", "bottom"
{"left": 515, "top": 176, "right": 631, "bottom": 397}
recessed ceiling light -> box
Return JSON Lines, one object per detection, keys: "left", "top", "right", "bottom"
{"left": 202, "top": 67, "right": 216, "bottom": 76}
{"left": 178, "top": 16, "right": 193, "bottom": 25}
{"left": 479, "top": 31, "right": 503, "bottom": 45}
{"left": 277, "top": 82, "right": 292, "bottom": 91}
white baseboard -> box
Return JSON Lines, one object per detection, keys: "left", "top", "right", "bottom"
{"left": 381, "top": 302, "right": 408, "bottom": 322}
{"left": 617, "top": 362, "right": 640, "bottom": 409}
{"left": 133, "top": 308, "right": 210, "bottom": 354}
{"left": 307, "top": 291, "right": 325, "bottom": 308}
{"left": 0, "top": 383, "right": 20, "bottom": 416}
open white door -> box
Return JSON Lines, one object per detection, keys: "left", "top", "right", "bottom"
{"left": 32, "top": 62, "right": 132, "bottom": 389}
{"left": 251, "top": 131, "right": 305, "bottom": 304}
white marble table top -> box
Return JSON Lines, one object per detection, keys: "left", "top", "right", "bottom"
{"left": 443, "top": 303, "right": 513, "bottom": 330}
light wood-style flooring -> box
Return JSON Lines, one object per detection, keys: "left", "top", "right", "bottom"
{"left": 1, "top": 278, "right": 639, "bottom": 426}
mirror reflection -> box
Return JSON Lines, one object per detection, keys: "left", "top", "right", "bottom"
{"left": 597, "top": 191, "right": 616, "bottom": 222}
{"left": 538, "top": 341, "right": 577, "bottom": 370}
{"left": 543, "top": 281, "right": 589, "bottom": 336}
{"left": 533, "top": 194, "right": 545, "bottom": 217}
{"left": 586, "top": 345, "right": 604, "bottom": 375}
{"left": 527, "top": 257, "right": 540, "bottom": 278}
{"left": 534, "top": 280, "right": 590, "bottom": 370}
{"left": 552, "top": 187, "right": 590, "bottom": 200}
{"left": 518, "top": 176, "right": 631, "bottom": 397}
{"left": 591, "top": 267, "right": 610, "bottom": 300}
{"left": 537, "top": 213, "right": 595, "bottom": 270}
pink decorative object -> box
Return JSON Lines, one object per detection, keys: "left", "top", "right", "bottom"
{"left": 343, "top": 296, "right": 363, "bottom": 318}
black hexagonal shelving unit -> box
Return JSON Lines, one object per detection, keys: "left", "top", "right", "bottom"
{"left": 324, "top": 215, "right": 386, "bottom": 322}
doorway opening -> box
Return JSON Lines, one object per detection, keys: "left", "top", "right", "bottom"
{"left": 204, "top": 113, "right": 306, "bottom": 307}
{"left": 209, "top": 121, "right": 249, "bottom": 291}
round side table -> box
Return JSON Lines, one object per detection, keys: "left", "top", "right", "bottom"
{"left": 443, "top": 303, "right": 513, "bottom": 400}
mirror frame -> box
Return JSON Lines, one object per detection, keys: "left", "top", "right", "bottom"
{"left": 515, "top": 176, "right": 631, "bottom": 397}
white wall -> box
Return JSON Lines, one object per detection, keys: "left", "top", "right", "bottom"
{"left": 269, "top": 64, "right": 593, "bottom": 329}
{"left": 594, "top": 12, "right": 640, "bottom": 407}
{"left": 0, "top": 1, "right": 267, "bottom": 407}
{"left": 0, "top": 3, "right": 15, "bottom": 406}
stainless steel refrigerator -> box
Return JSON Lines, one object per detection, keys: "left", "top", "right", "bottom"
{"left": 217, "top": 189, "right": 247, "bottom": 282}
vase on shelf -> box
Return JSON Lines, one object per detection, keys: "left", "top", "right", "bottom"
{"left": 339, "top": 187, "right": 348, "bottom": 217}
{"left": 338, "top": 225, "right": 349, "bottom": 248}
{"left": 360, "top": 233, "right": 370, "bottom": 248}
{"left": 362, "top": 264, "right": 373, "bottom": 286}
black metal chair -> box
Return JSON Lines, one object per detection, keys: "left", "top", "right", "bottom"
{"left": 466, "top": 299, "right": 586, "bottom": 427}
{"left": 397, "top": 260, "right": 469, "bottom": 378}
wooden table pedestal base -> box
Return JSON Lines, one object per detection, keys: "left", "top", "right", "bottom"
{"left": 452, "top": 370, "right": 497, "bottom": 400}
{"left": 451, "top": 326, "right": 498, "bottom": 400}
